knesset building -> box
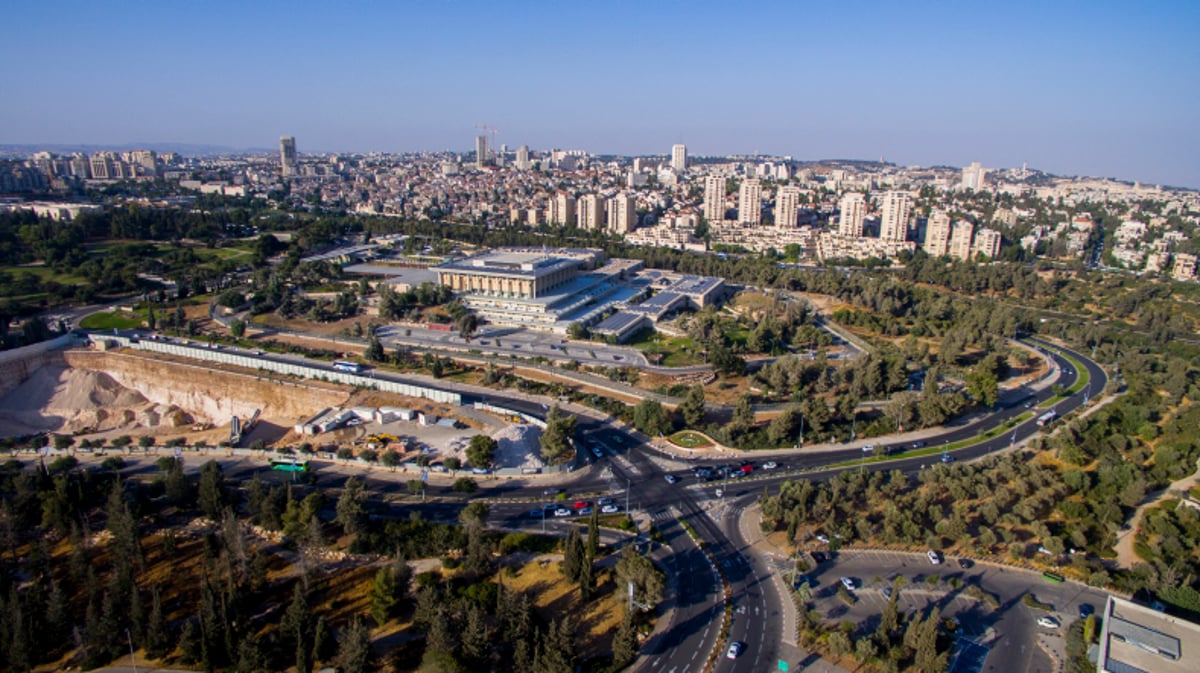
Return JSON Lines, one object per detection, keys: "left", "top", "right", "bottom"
{"left": 435, "top": 247, "right": 726, "bottom": 335}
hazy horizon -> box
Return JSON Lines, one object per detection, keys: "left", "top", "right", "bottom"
{"left": 2, "top": 1, "right": 1197, "bottom": 188}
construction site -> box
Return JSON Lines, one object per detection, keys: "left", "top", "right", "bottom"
{"left": 0, "top": 344, "right": 546, "bottom": 472}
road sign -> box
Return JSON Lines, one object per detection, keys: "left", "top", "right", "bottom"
{"left": 777, "top": 659, "right": 789, "bottom": 672}
{"left": 420, "top": 470, "right": 429, "bottom": 483}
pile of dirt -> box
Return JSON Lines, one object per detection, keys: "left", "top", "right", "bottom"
{"left": 0, "top": 363, "right": 194, "bottom": 436}
{"left": 490, "top": 423, "right": 545, "bottom": 470}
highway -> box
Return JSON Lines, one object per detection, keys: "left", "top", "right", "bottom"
{"left": 90, "top": 332, "right": 1106, "bottom": 672}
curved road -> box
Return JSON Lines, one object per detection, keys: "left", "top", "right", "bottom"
{"left": 93, "top": 332, "right": 1106, "bottom": 672}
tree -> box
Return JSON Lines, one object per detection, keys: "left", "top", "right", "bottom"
{"left": 538, "top": 617, "right": 576, "bottom": 673}
{"left": 611, "top": 607, "right": 638, "bottom": 669}
{"left": 733, "top": 394, "right": 755, "bottom": 427}
{"left": 965, "top": 364, "right": 999, "bottom": 408}
{"left": 444, "top": 456, "right": 462, "bottom": 472}
{"left": 336, "top": 476, "right": 367, "bottom": 536}
{"left": 452, "top": 477, "right": 478, "bottom": 493}
{"left": 229, "top": 318, "right": 246, "bottom": 338}
{"left": 678, "top": 385, "right": 706, "bottom": 428}
{"left": 632, "top": 399, "right": 672, "bottom": 436}
{"left": 368, "top": 566, "right": 398, "bottom": 626}
{"left": 137, "top": 435, "right": 154, "bottom": 449}
{"left": 365, "top": 335, "right": 384, "bottom": 362}
{"left": 52, "top": 434, "right": 74, "bottom": 451}
{"left": 539, "top": 405, "right": 576, "bottom": 465}
{"left": 567, "top": 322, "right": 589, "bottom": 340}
{"left": 561, "top": 528, "right": 584, "bottom": 582}
{"left": 381, "top": 449, "right": 401, "bottom": 470}
{"left": 334, "top": 617, "right": 373, "bottom": 673}
{"left": 197, "top": 460, "right": 227, "bottom": 520}
{"left": 614, "top": 545, "right": 665, "bottom": 607}
{"left": 467, "top": 434, "right": 498, "bottom": 470}
{"left": 407, "top": 479, "right": 425, "bottom": 496}
{"left": 586, "top": 508, "right": 600, "bottom": 560}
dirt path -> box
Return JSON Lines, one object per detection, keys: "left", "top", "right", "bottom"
{"left": 1114, "top": 460, "right": 1200, "bottom": 567}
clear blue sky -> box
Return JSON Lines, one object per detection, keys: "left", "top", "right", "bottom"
{"left": 3, "top": 1, "right": 1198, "bottom": 187}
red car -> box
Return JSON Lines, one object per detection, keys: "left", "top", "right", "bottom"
{"left": 740, "top": 463, "right": 754, "bottom": 474}
{"left": 573, "top": 500, "right": 590, "bottom": 510}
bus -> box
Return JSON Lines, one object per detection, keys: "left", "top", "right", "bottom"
{"left": 269, "top": 458, "right": 310, "bottom": 473}
{"left": 1036, "top": 410, "right": 1057, "bottom": 427}
{"left": 332, "top": 360, "right": 362, "bottom": 373}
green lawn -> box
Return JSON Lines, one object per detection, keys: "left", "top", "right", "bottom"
{"left": 629, "top": 330, "right": 704, "bottom": 366}
{"left": 78, "top": 311, "right": 145, "bottom": 330}
{"left": 0, "top": 265, "right": 88, "bottom": 285}
{"left": 669, "top": 431, "right": 714, "bottom": 448}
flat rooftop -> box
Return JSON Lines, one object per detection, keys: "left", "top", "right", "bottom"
{"left": 591, "top": 311, "right": 644, "bottom": 333}
{"left": 1100, "top": 596, "right": 1200, "bottom": 673}
{"left": 439, "top": 251, "right": 582, "bottom": 278}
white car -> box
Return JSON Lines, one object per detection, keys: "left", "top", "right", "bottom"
{"left": 726, "top": 642, "right": 744, "bottom": 659}
{"left": 554, "top": 508, "right": 572, "bottom": 517}
{"left": 840, "top": 577, "right": 856, "bottom": 591}
{"left": 1037, "top": 616, "right": 1060, "bottom": 629}
{"left": 763, "top": 461, "right": 779, "bottom": 470}
{"left": 927, "top": 550, "right": 942, "bottom": 565}
{"left": 816, "top": 534, "right": 830, "bottom": 544}
{"left": 591, "top": 446, "right": 603, "bottom": 457}
{"left": 601, "top": 504, "right": 620, "bottom": 514}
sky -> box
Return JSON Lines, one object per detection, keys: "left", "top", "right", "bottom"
{"left": 2, "top": 1, "right": 1198, "bottom": 187}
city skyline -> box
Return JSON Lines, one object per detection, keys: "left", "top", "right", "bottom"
{"left": 1, "top": 1, "right": 1197, "bottom": 188}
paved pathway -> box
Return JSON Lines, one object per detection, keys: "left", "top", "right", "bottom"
{"left": 1114, "top": 459, "right": 1200, "bottom": 567}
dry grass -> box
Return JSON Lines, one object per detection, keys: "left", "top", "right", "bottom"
{"left": 503, "top": 556, "right": 626, "bottom": 658}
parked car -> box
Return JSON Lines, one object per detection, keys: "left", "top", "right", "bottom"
{"left": 601, "top": 504, "right": 620, "bottom": 514}
{"left": 840, "top": 577, "right": 857, "bottom": 591}
{"left": 1078, "top": 603, "right": 1095, "bottom": 618}
{"left": 554, "top": 508, "right": 572, "bottom": 517}
{"left": 578, "top": 507, "right": 593, "bottom": 516}
{"left": 597, "top": 497, "right": 615, "bottom": 506}
{"left": 883, "top": 587, "right": 894, "bottom": 599}
{"left": 529, "top": 509, "right": 544, "bottom": 518}
{"left": 815, "top": 534, "right": 830, "bottom": 544}
{"left": 1037, "top": 616, "right": 1060, "bottom": 629}
{"left": 927, "top": 550, "right": 942, "bottom": 565}
{"left": 726, "top": 642, "right": 744, "bottom": 659}
{"left": 912, "top": 441, "right": 926, "bottom": 449}
{"left": 763, "top": 461, "right": 779, "bottom": 470}
{"left": 591, "top": 447, "right": 603, "bottom": 458}
{"left": 664, "top": 474, "right": 678, "bottom": 484}
{"left": 572, "top": 500, "right": 590, "bottom": 510}
{"left": 542, "top": 503, "right": 558, "bottom": 511}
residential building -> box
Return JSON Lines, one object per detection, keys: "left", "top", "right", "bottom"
{"left": 1173, "top": 253, "right": 1198, "bottom": 281}
{"left": 838, "top": 192, "right": 866, "bottom": 237}
{"left": 924, "top": 209, "right": 952, "bottom": 256}
{"left": 607, "top": 193, "right": 637, "bottom": 234}
{"left": 960, "top": 162, "right": 987, "bottom": 191}
{"left": 516, "top": 145, "right": 530, "bottom": 170}
{"left": 879, "top": 191, "right": 913, "bottom": 242}
{"left": 577, "top": 194, "right": 605, "bottom": 230}
{"left": 1097, "top": 596, "right": 1200, "bottom": 673}
{"left": 738, "top": 179, "right": 762, "bottom": 225}
{"left": 776, "top": 186, "right": 803, "bottom": 227}
{"left": 549, "top": 193, "right": 576, "bottom": 226}
{"left": 475, "top": 135, "right": 489, "bottom": 169}
{"left": 88, "top": 154, "right": 112, "bottom": 180}
{"left": 280, "top": 136, "right": 297, "bottom": 177}
{"left": 671, "top": 144, "right": 687, "bottom": 172}
{"left": 703, "top": 175, "right": 725, "bottom": 222}
{"left": 972, "top": 227, "right": 1002, "bottom": 259}
{"left": 948, "top": 221, "right": 975, "bottom": 260}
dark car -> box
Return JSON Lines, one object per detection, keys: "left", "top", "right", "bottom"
{"left": 1079, "top": 603, "right": 1095, "bottom": 618}
{"left": 810, "top": 551, "right": 828, "bottom": 564}
{"left": 957, "top": 558, "right": 974, "bottom": 569}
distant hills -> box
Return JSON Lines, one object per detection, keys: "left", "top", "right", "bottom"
{"left": 0, "top": 142, "right": 275, "bottom": 157}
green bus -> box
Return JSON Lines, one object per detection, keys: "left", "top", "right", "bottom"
{"left": 269, "top": 458, "right": 310, "bottom": 473}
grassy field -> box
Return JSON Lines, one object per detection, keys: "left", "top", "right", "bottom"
{"left": 669, "top": 430, "right": 714, "bottom": 448}
{"left": 0, "top": 264, "right": 88, "bottom": 285}
{"left": 628, "top": 330, "right": 704, "bottom": 367}
{"left": 78, "top": 310, "right": 145, "bottom": 330}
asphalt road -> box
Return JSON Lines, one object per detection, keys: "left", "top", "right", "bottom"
{"left": 79, "top": 332, "right": 1107, "bottom": 673}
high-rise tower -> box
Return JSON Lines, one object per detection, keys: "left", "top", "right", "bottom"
{"left": 703, "top": 175, "right": 725, "bottom": 223}
{"left": 738, "top": 179, "right": 762, "bottom": 225}
{"left": 879, "top": 191, "right": 913, "bottom": 242}
{"left": 837, "top": 193, "right": 866, "bottom": 237}
{"left": 776, "top": 186, "right": 803, "bottom": 227}
{"left": 671, "top": 144, "right": 687, "bottom": 172}
{"left": 280, "top": 136, "right": 297, "bottom": 177}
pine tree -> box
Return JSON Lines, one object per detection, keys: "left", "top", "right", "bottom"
{"left": 611, "top": 607, "right": 638, "bottom": 670}
{"left": 578, "top": 557, "right": 595, "bottom": 602}
{"left": 586, "top": 508, "right": 600, "bottom": 560}
{"left": 311, "top": 615, "right": 335, "bottom": 664}
{"left": 461, "top": 605, "right": 490, "bottom": 667}
{"left": 368, "top": 566, "right": 397, "bottom": 626}
{"left": 561, "top": 528, "right": 583, "bottom": 582}
{"left": 334, "top": 617, "right": 373, "bottom": 673}
{"left": 144, "top": 586, "right": 169, "bottom": 661}
{"left": 537, "top": 617, "right": 576, "bottom": 673}
{"left": 197, "top": 461, "right": 227, "bottom": 520}
{"left": 281, "top": 583, "right": 310, "bottom": 667}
